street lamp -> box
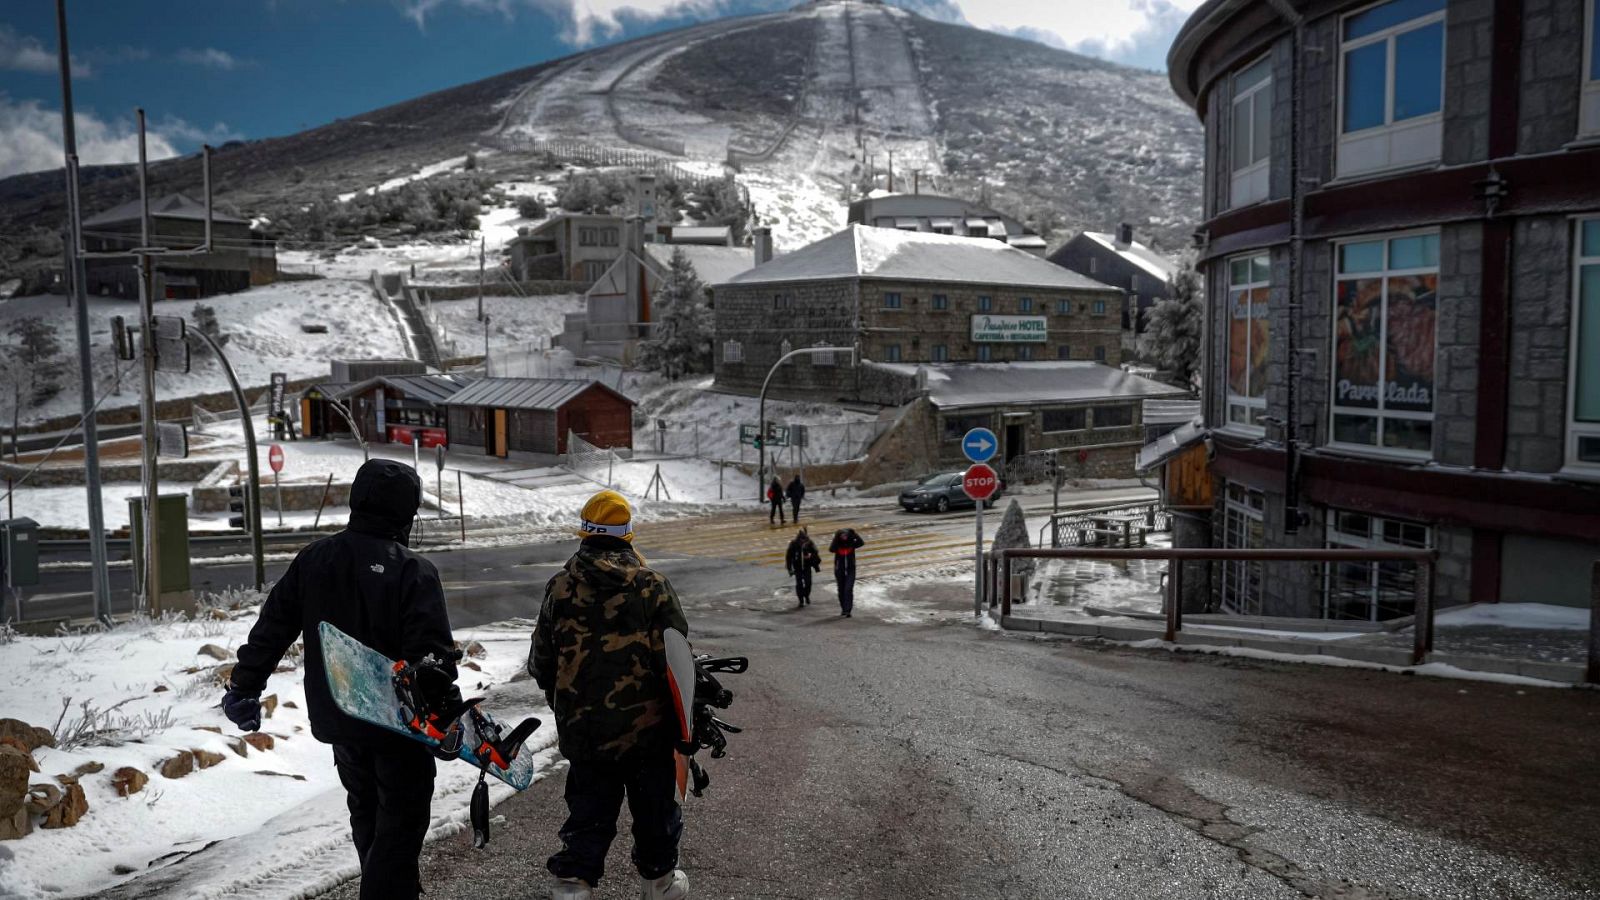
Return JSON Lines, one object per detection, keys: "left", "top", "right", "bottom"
{"left": 756, "top": 344, "right": 856, "bottom": 501}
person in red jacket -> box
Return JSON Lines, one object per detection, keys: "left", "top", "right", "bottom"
{"left": 828, "top": 527, "right": 865, "bottom": 617}
{"left": 766, "top": 476, "right": 786, "bottom": 525}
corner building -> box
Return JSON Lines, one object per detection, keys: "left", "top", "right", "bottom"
{"left": 1168, "top": 0, "right": 1600, "bottom": 617}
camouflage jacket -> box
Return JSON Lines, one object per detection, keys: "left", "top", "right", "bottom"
{"left": 530, "top": 536, "right": 689, "bottom": 762}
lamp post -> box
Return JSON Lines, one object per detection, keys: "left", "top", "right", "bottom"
{"left": 757, "top": 345, "right": 856, "bottom": 501}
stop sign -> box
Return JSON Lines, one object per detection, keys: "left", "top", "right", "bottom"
{"left": 963, "top": 463, "right": 999, "bottom": 502}
{"left": 268, "top": 444, "right": 285, "bottom": 474}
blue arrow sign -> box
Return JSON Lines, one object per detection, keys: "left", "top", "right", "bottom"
{"left": 962, "top": 427, "right": 998, "bottom": 464}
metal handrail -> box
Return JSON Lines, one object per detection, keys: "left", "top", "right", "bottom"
{"left": 992, "top": 547, "right": 1439, "bottom": 665}
{"left": 1037, "top": 501, "right": 1170, "bottom": 548}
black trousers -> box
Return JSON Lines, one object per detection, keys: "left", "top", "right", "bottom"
{"left": 835, "top": 557, "right": 856, "bottom": 614}
{"left": 332, "top": 741, "right": 436, "bottom": 900}
{"left": 793, "top": 567, "right": 812, "bottom": 602}
{"left": 790, "top": 499, "right": 802, "bottom": 522}
{"left": 548, "top": 750, "right": 683, "bottom": 886}
{"left": 769, "top": 498, "right": 786, "bottom": 523}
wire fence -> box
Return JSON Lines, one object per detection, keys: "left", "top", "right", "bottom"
{"left": 636, "top": 419, "right": 886, "bottom": 464}
{"left": 565, "top": 430, "right": 624, "bottom": 488}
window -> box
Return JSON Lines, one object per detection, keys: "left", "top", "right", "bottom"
{"left": 1092, "top": 300, "right": 1108, "bottom": 315}
{"left": 1130, "top": 274, "right": 1141, "bottom": 292}
{"left": 885, "top": 344, "right": 902, "bottom": 363}
{"left": 601, "top": 227, "right": 619, "bottom": 247}
{"left": 932, "top": 344, "right": 948, "bottom": 362}
{"left": 1220, "top": 484, "right": 1265, "bottom": 615}
{"left": 883, "top": 292, "right": 903, "bottom": 309}
{"left": 772, "top": 293, "right": 793, "bottom": 310}
{"left": 1230, "top": 56, "right": 1273, "bottom": 207}
{"left": 1585, "top": 0, "right": 1600, "bottom": 135}
{"left": 978, "top": 345, "right": 992, "bottom": 362}
{"left": 1042, "top": 408, "right": 1086, "bottom": 432}
{"left": 1017, "top": 345, "right": 1034, "bottom": 361}
{"left": 944, "top": 414, "right": 991, "bottom": 441}
{"left": 1057, "top": 345, "right": 1072, "bottom": 360}
{"left": 932, "top": 294, "right": 949, "bottom": 310}
{"left": 579, "top": 227, "right": 597, "bottom": 246}
{"left": 1093, "top": 346, "right": 1107, "bottom": 362}
{"left": 1324, "top": 510, "right": 1431, "bottom": 621}
{"left": 722, "top": 340, "right": 743, "bottom": 363}
{"left": 1332, "top": 232, "right": 1439, "bottom": 455}
{"left": 1019, "top": 297, "right": 1033, "bottom": 313}
{"left": 1092, "top": 405, "right": 1134, "bottom": 429}
{"left": 582, "top": 260, "right": 609, "bottom": 281}
{"left": 812, "top": 341, "right": 835, "bottom": 367}
{"left": 1571, "top": 218, "right": 1600, "bottom": 471}
{"left": 1337, "top": 0, "right": 1445, "bottom": 177}
{"left": 1226, "top": 254, "right": 1271, "bottom": 431}
{"left": 1056, "top": 299, "right": 1072, "bottom": 315}
{"left": 978, "top": 295, "right": 993, "bottom": 312}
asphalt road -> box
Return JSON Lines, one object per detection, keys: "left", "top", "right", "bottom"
{"left": 296, "top": 524, "right": 1599, "bottom": 900}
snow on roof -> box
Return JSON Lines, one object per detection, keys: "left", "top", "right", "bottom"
{"left": 720, "top": 225, "right": 1118, "bottom": 293}
{"left": 871, "top": 361, "right": 1191, "bottom": 410}
{"left": 668, "top": 225, "right": 732, "bottom": 245}
{"left": 442, "top": 378, "right": 634, "bottom": 411}
{"left": 1137, "top": 418, "right": 1208, "bottom": 472}
{"left": 336, "top": 373, "right": 477, "bottom": 406}
{"left": 644, "top": 244, "right": 756, "bottom": 287}
{"left": 1084, "top": 232, "right": 1178, "bottom": 283}
{"left": 83, "top": 193, "right": 250, "bottom": 228}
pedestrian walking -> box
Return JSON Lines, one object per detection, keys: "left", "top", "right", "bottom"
{"left": 224, "top": 460, "right": 460, "bottom": 900}
{"left": 767, "top": 476, "right": 786, "bottom": 525}
{"left": 785, "top": 527, "right": 821, "bottom": 607}
{"left": 531, "top": 490, "right": 691, "bottom": 900}
{"left": 785, "top": 474, "right": 806, "bottom": 523}
{"left": 829, "top": 527, "right": 865, "bottom": 618}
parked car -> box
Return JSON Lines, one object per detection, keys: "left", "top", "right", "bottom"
{"left": 898, "top": 471, "right": 1002, "bottom": 513}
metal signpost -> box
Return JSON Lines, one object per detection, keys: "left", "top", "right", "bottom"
{"left": 269, "top": 444, "right": 285, "bottom": 527}
{"left": 436, "top": 444, "right": 447, "bottom": 521}
{"left": 962, "top": 427, "right": 1000, "bottom": 617}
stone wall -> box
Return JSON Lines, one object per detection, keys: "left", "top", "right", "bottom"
{"left": 1518, "top": 0, "right": 1588, "bottom": 155}
{"left": 194, "top": 479, "right": 351, "bottom": 513}
{"left": 1434, "top": 222, "right": 1485, "bottom": 468}
{"left": 845, "top": 398, "right": 939, "bottom": 489}
{"left": 1442, "top": 0, "right": 1495, "bottom": 167}
{"left": 714, "top": 278, "right": 861, "bottom": 398}
{"left": 858, "top": 280, "right": 1124, "bottom": 368}
{"left": 1505, "top": 214, "right": 1575, "bottom": 473}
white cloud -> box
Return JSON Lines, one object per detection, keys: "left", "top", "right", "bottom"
{"left": 906, "top": 0, "right": 1206, "bottom": 59}
{"left": 0, "top": 24, "right": 91, "bottom": 77}
{"left": 0, "top": 95, "right": 243, "bottom": 180}
{"left": 176, "top": 47, "right": 246, "bottom": 70}
{"left": 396, "top": 0, "right": 753, "bottom": 46}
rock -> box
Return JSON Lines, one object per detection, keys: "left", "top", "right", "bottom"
{"left": 194, "top": 726, "right": 222, "bottom": 734}
{"left": 153, "top": 684, "right": 170, "bottom": 693}
{"left": 0, "top": 719, "right": 54, "bottom": 752}
{"left": 261, "top": 694, "right": 279, "bottom": 719}
{"left": 0, "top": 739, "right": 37, "bottom": 773}
{"left": 0, "top": 746, "right": 33, "bottom": 816}
{"left": 213, "top": 663, "right": 236, "bottom": 686}
{"left": 0, "top": 806, "right": 28, "bottom": 840}
{"left": 192, "top": 749, "right": 226, "bottom": 770}
{"left": 283, "top": 701, "right": 299, "bottom": 709}
{"left": 253, "top": 771, "right": 306, "bottom": 781}
{"left": 198, "top": 644, "right": 232, "bottom": 661}
{"left": 159, "top": 752, "right": 195, "bottom": 780}
{"left": 460, "top": 640, "right": 487, "bottom": 659}
{"left": 111, "top": 767, "right": 148, "bottom": 797}
{"left": 42, "top": 782, "right": 87, "bottom": 828}
{"left": 228, "top": 739, "right": 249, "bottom": 757}
{"left": 241, "top": 733, "right": 275, "bottom": 753}
{"left": 54, "top": 774, "right": 78, "bottom": 786}
{"left": 206, "top": 608, "right": 230, "bottom": 621}
{"left": 463, "top": 661, "right": 482, "bottom": 672}
{"left": 114, "top": 864, "right": 138, "bottom": 875}
{"left": 25, "top": 783, "right": 61, "bottom": 815}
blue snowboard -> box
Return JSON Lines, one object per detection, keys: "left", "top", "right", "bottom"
{"left": 320, "top": 621, "right": 541, "bottom": 790}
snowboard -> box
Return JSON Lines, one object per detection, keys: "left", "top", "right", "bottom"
{"left": 664, "top": 627, "right": 696, "bottom": 803}
{"left": 320, "top": 621, "right": 541, "bottom": 790}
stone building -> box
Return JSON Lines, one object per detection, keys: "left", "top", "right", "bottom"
{"left": 848, "top": 193, "right": 1049, "bottom": 256}
{"left": 81, "top": 193, "right": 276, "bottom": 299}
{"left": 1048, "top": 224, "right": 1178, "bottom": 348}
{"left": 712, "top": 225, "right": 1124, "bottom": 400}
{"left": 1165, "top": 0, "right": 1600, "bottom": 619}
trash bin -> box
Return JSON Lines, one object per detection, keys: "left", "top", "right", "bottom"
{"left": 127, "top": 495, "right": 192, "bottom": 610}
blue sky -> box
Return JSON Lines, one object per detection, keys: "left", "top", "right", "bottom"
{"left": 0, "top": 0, "right": 1201, "bottom": 179}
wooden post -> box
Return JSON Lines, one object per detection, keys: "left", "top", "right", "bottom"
{"left": 1000, "top": 552, "right": 1012, "bottom": 618}
{"left": 458, "top": 470, "right": 467, "bottom": 543}
{"left": 1164, "top": 552, "right": 1183, "bottom": 642}
{"left": 1411, "top": 561, "right": 1435, "bottom": 666}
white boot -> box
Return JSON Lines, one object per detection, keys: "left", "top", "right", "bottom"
{"left": 553, "top": 876, "right": 593, "bottom": 899}
{"left": 640, "top": 869, "right": 689, "bottom": 900}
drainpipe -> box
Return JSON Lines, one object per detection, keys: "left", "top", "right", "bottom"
{"left": 1265, "top": 0, "right": 1307, "bottom": 534}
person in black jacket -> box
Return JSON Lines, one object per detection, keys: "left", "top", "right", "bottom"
{"left": 766, "top": 476, "right": 786, "bottom": 525}
{"left": 785, "top": 527, "right": 820, "bottom": 607}
{"left": 785, "top": 474, "right": 806, "bottom": 523}
{"left": 828, "top": 528, "right": 865, "bottom": 618}
{"left": 223, "top": 459, "right": 460, "bottom": 900}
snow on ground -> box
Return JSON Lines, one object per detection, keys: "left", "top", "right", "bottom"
{"left": 428, "top": 293, "right": 585, "bottom": 362}
{"left": 0, "top": 281, "right": 407, "bottom": 426}
{"left": 741, "top": 169, "right": 846, "bottom": 252}
{"left": 335, "top": 154, "right": 493, "bottom": 203}
{"left": 0, "top": 598, "right": 555, "bottom": 899}
{"left": 5, "top": 482, "right": 196, "bottom": 533}
{"left": 632, "top": 376, "right": 880, "bottom": 462}
{"left": 1434, "top": 603, "right": 1590, "bottom": 631}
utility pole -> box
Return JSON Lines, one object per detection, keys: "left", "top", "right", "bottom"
{"left": 133, "top": 109, "right": 162, "bottom": 615}
{"left": 55, "top": 0, "right": 111, "bottom": 624}
{"left": 476, "top": 236, "right": 485, "bottom": 323}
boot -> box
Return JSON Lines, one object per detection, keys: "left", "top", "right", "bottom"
{"left": 553, "top": 877, "right": 594, "bottom": 899}
{"left": 640, "top": 869, "right": 689, "bottom": 900}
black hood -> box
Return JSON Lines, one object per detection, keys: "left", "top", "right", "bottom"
{"left": 347, "top": 459, "right": 422, "bottom": 545}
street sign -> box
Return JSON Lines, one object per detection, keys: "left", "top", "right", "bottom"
{"left": 790, "top": 424, "right": 809, "bottom": 448}
{"left": 435, "top": 443, "right": 446, "bottom": 472}
{"left": 268, "top": 444, "right": 285, "bottom": 474}
{"left": 740, "top": 423, "right": 791, "bottom": 448}
{"left": 152, "top": 315, "right": 191, "bottom": 374}
{"left": 270, "top": 372, "right": 287, "bottom": 419}
{"left": 962, "top": 427, "right": 999, "bottom": 464}
{"left": 156, "top": 422, "right": 188, "bottom": 460}
{"left": 963, "top": 463, "right": 1000, "bottom": 502}
{"left": 739, "top": 424, "right": 759, "bottom": 447}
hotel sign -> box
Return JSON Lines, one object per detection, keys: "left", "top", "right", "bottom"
{"left": 970, "top": 315, "right": 1048, "bottom": 343}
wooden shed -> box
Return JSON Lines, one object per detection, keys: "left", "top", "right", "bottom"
{"left": 443, "top": 378, "right": 634, "bottom": 458}
{"left": 335, "top": 374, "right": 475, "bottom": 447}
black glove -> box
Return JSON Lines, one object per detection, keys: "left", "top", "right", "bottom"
{"left": 221, "top": 684, "right": 262, "bottom": 732}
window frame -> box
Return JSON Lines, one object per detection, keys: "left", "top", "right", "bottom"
{"left": 1229, "top": 54, "right": 1273, "bottom": 208}
{"left": 883, "top": 291, "right": 903, "bottom": 310}
{"left": 932, "top": 294, "right": 949, "bottom": 311}
{"left": 1041, "top": 407, "right": 1087, "bottom": 433}
{"left": 1017, "top": 345, "right": 1034, "bottom": 361}
{"left": 1019, "top": 297, "right": 1033, "bottom": 313}
{"left": 1091, "top": 299, "right": 1108, "bottom": 316}
{"left": 1327, "top": 228, "right": 1441, "bottom": 461}
{"left": 1335, "top": 0, "right": 1447, "bottom": 178}
{"left": 978, "top": 295, "right": 993, "bottom": 312}
{"left": 978, "top": 345, "right": 992, "bottom": 362}
{"left": 1091, "top": 404, "right": 1134, "bottom": 429}
{"left": 1568, "top": 216, "right": 1600, "bottom": 476}
{"left": 1057, "top": 345, "right": 1072, "bottom": 360}
{"left": 932, "top": 344, "right": 949, "bottom": 362}
{"left": 1220, "top": 483, "right": 1265, "bottom": 615}
{"left": 1584, "top": 0, "right": 1600, "bottom": 136}
{"left": 1224, "top": 252, "right": 1271, "bottom": 435}
{"left": 1093, "top": 345, "right": 1107, "bottom": 362}
{"left": 1322, "top": 509, "right": 1432, "bottom": 621}
{"left": 885, "top": 344, "right": 902, "bottom": 363}
{"left": 722, "top": 340, "right": 743, "bottom": 364}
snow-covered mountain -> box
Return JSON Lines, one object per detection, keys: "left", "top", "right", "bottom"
{"left": 0, "top": 0, "right": 1201, "bottom": 276}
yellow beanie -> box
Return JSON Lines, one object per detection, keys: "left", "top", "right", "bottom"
{"left": 577, "top": 490, "right": 633, "bottom": 542}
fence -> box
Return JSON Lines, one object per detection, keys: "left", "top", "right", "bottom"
{"left": 566, "top": 430, "right": 623, "bottom": 488}
{"left": 1037, "top": 502, "right": 1171, "bottom": 549}
{"left": 639, "top": 419, "right": 886, "bottom": 465}
{"left": 986, "top": 547, "right": 1440, "bottom": 665}
{"left": 192, "top": 390, "right": 275, "bottom": 435}
{"left": 493, "top": 133, "right": 721, "bottom": 192}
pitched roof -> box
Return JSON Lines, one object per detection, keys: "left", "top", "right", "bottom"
{"left": 1137, "top": 419, "right": 1208, "bottom": 472}
{"left": 872, "top": 361, "right": 1191, "bottom": 410}
{"left": 336, "top": 374, "right": 477, "bottom": 406}
{"left": 441, "top": 378, "right": 634, "bottom": 411}
{"left": 83, "top": 193, "right": 250, "bottom": 228}
{"left": 719, "top": 225, "right": 1119, "bottom": 293}
{"left": 643, "top": 243, "right": 756, "bottom": 287}
{"left": 1081, "top": 232, "right": 1178, "bottom": 282}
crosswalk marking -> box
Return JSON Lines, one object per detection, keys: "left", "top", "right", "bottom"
{"left": 634, "top": 510, "right": 980, "bottom": 578}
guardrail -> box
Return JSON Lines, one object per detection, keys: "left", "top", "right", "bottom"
{"left": 1037, "top": 502, "right": 1170, "bottom": 548}
{"left": 988, "top": 547, "right": 1440, "bottom": 666}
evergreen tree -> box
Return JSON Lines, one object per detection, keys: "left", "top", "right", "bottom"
{"left": 1148, "top": 251, "right": 1205, "bottom": 390}
{"left": 636, "top": 250, "right": 713, "bottom": 380}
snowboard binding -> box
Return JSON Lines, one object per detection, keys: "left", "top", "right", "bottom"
{"left": 684, "top": 654, "right": 749, "bottom": 797}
